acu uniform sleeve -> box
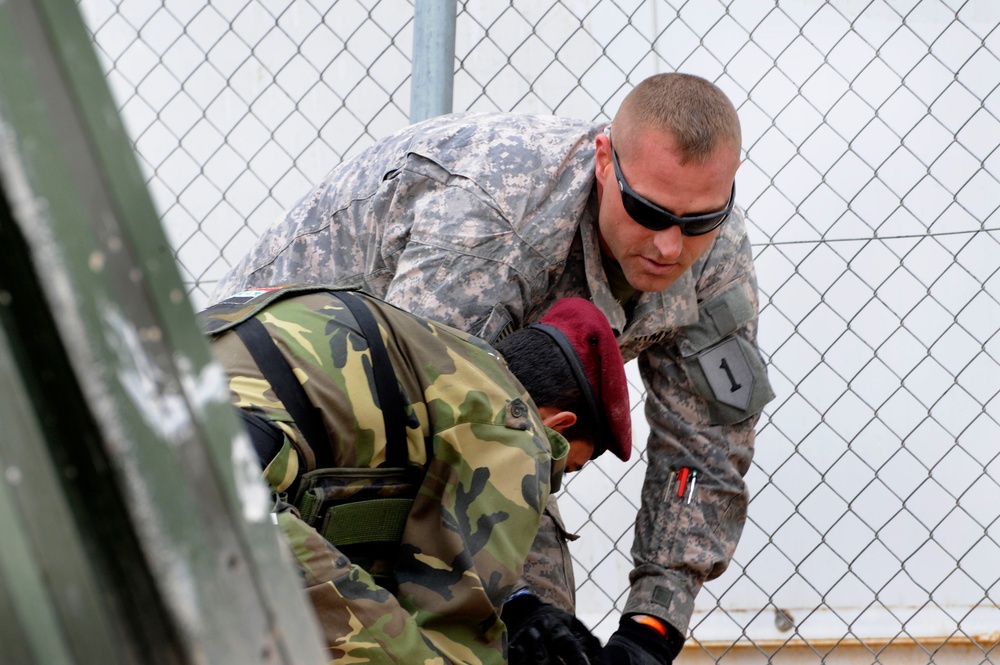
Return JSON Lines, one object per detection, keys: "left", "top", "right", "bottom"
{"left": 378, "top": 164, "right": 551, "bottom": 338}
{"left": 625, "top": 217, "right": 774, "bottom": 635}
{"left": 516, "top": 494, "right": 580, "bottom": 614}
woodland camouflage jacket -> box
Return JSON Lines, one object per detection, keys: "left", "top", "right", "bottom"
{"left": 202, "top": 287, "right": 564, "bottom": 664}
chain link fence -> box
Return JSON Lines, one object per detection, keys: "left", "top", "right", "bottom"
{"left": 79, "top": 0, "right": 1000, "bottom": 661}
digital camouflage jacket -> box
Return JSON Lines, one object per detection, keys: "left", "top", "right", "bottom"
{"left": 202, "top": 287, "right": 562, "bottom": 664}
{"left": 211, "top": 111, "right": 775, "bottom": 635}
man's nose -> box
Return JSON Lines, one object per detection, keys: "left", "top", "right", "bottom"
{"left": 652, "top": 224, "right": 684, "bottom": 260}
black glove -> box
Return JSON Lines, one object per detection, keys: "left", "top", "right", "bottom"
{"left": 602, "top": 615, "right": 683, "bottom": 665}
{"left": 503, "top": 593, "right": 603, "bottom": 665}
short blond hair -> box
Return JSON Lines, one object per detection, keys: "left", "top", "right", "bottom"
{"left": 613, "top": 73, "right": 741, "bottom": 164}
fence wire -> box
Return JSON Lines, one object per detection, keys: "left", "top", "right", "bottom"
{"left": 79, "top": 0, "right": 1000, "bottom": 661}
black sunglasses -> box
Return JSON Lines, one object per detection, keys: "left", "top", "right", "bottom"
{"left": 611, "top": 147, "right": 735, "bottom": 236}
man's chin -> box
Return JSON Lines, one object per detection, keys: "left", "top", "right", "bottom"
{"left": 625, "top": 270, "right": 681, "bottom": 294}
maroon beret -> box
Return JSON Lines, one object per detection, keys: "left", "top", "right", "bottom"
{"left": 531, "top": 298, "right": 632, "bottom": 461}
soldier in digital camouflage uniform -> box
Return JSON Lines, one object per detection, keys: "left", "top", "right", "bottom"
{"left": 211, "top": 73, "right": 775, "bottom": 664}
{"left": 200, "top": 287, "right": 631, "bottom": 664}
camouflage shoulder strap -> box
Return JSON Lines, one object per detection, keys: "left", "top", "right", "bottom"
{"left": 233, "top": 316, "right": 335, "bottom": 469}
{"left": 333, "top": 291, "right": 408, "bottom": 467}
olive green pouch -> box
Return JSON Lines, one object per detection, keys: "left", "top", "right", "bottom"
{"left": 294, "top": 466, "right": 422, "bottom": 589}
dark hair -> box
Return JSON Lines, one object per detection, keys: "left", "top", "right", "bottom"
{"left": 494, "top": 328, "right": 592, "bottom": 439}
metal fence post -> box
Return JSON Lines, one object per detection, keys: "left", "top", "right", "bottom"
{"left": 410, "top": 0, "right": 457, "bottom": 122}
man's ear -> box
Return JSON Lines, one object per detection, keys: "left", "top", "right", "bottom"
{"left": 537, "top": 405, "right": 578, "bottom": 434}
{"left": 594, "top": 132, "right": 612, "bottom": 181}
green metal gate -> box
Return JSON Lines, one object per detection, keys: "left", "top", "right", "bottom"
{"left": 0, "top": 1, "right": 326, "bottom": 662}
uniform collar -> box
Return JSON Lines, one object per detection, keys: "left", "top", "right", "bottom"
{"left": 546, "top": 428, "right": 569, "bottom": 493}
{"left": 579, "top": 200, "right": 700, "bottom": 341}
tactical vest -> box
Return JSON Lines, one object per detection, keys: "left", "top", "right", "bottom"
{"left": 199, "top": 286, "right": 421, "bottom": 589}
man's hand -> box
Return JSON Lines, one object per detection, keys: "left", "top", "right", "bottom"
{"left": 603, "top": 615, "right": 683, "bottom": 665}
{"left": 503, "top": 593, "right": 603, "bottom": 665}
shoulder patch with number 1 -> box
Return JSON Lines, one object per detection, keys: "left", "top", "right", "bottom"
{"left": 696, "top": 337, "right": 754, "bottom": 410}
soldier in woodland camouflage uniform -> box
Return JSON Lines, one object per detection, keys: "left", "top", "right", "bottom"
{"left": 212, "top": 73, "right": 775, "bottom": 664}
{"left": 201, "top": 287, "right": 631, "bottom": 664}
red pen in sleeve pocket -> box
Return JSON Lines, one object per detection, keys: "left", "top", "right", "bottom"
{"left": 676, "top": 467, "right": 698, "bottom": 504}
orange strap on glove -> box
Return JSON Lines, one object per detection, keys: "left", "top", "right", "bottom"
{"left": 603, "top": 614, "right": 684, "bottom": 665}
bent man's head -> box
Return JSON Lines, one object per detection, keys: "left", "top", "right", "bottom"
{"left": 594, "top": 72, "right": 742, "bottom": 294}
{"left": 495, "top": 298, "right": 631, "bottom": 471}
